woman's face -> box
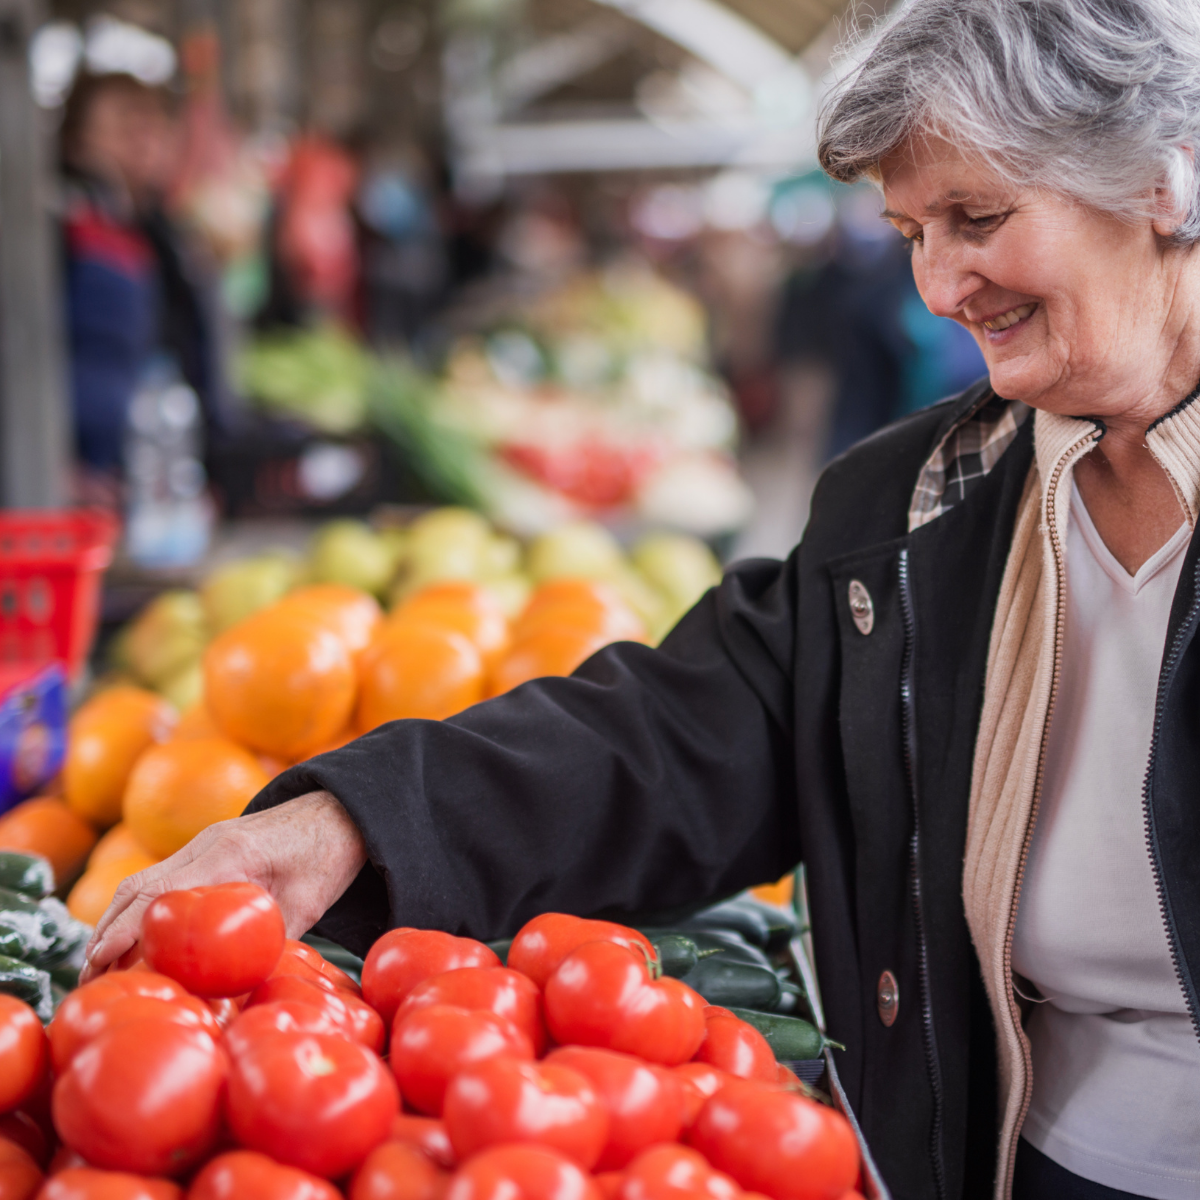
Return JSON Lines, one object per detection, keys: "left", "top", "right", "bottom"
{"left": 879, "top": 135, "right": 1195, "bottom": 422}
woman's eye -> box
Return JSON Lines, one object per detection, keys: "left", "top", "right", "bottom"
{"left": 966, "top": 213, "right": 1004, "bottom": 232}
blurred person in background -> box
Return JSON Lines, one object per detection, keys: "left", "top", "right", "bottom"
{"left": 60, "top": 72, "right": 223, "bottom": 480}
{"left": 776, "top": 190, "right": 986, "bottom": 460}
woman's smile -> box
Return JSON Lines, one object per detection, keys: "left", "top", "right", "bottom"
{"left": 972, "top": 301, "right": 1041, "bottom": 345}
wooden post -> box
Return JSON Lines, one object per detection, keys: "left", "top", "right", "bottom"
{"left": 0, "top": 0, "right": 70, "bottom": 508}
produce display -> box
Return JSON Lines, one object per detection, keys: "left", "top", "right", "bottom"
{"left": 0, "top": 509, "right": 723, "bottom": 928}
{"left": 0, "top": 870, "right": 864, "bottom": 1200}
{"left": 239, "top": 265, "right": 755, "bottom": 537}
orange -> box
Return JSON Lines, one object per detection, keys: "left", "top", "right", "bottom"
{"left": 122, "top": 737, "right": 271, "bottom": 858}
{"left": 257, "top": 754, "right": 288, "bottom": 780}
{"left": 204, "top": 606, "right": 357, "bottom": 760}
{"left": 67, "top": 850, "right": 159, "bottom": 926}
{"left": 63, "top": 686, "right": 177, "bottom": 828}
{"left": 0, "top": 796, "right": 98, "bottom": 886}
{"left": 87, "top": 822, "right": 153, "bottom": 870}
{"left": 278, "top": 583, "right": 383, "bottom": 657}
{"left": 489, "top": 626, "right": 611, "bottom": 697}
{"left": 751, "top": 873, "right": 796, "bottom": 908}
{"left": 297, "top": 727, "right": 357, "bottom": 760}
{"left": 389, "top": 582, "right": 512, "bottom": 670}
{"left": 356, "top": 623, "right": 485, "bottom": 732}
{"left": 171, "top": 704, "right": 221, "bottom": 741}
{"left": 514, "top": 579, "right": 646, "bottom": 644}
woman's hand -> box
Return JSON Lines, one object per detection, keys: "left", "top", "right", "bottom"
{"left": 81, "top": 791, "right": 368, "bottom": 982}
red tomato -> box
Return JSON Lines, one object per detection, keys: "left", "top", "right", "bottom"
{"left": 362, "top": 931, "right": 499, "bottom": 1026}
{"left": 224, "top": 1030, "right": 399, "bottom": 1178}
{"left": 776, "top": 1064, "right": 801, "bottom": 1087}
{"left": 693, "top": 1014, "right": 776, "bottom": 1082}
{"left": 672, "top": 1064, "right": 734, "bottom": 1126}
{"left": 688, "top": 1080, "right": 859, "bottom": 1200}
{"left": 391, "top": 1004, "right": 533, "bottom": 1116}
{"left": 36, "top": 1167, "right": 182, "bottom": 1200}
{"left": 271, "top": 942, "right": 362, "bottom": 998}
{"left": 205, "top": 999, "right": 241, "bottom": 1032}
{"left": 396, "top": 968, "right": 545, "bottom": 1055}
{"left": 349, "top": 1140, "right": 448, "bottom": 1200}
{"left": 52, "top": 1020, "right": 227, "bottom": 1176}
{"left": 142, "top": 884, "right": 285, "bottom": 998}
{"left": 543, "top": 943, "right": 706, "bottom": 1066}
{"left": 48, "top": 974, "right": 193, "bottom": 1074}
{"left": 444, "top": 1145, "right": 600, "bottom": 1200}
{"left": 223, "top": 1000, "right": 343, "bottom": 1059}
{"left": 49, "top": 994, "right": 219, "bottom": 1074}
{"left": 187, "top": 1150, "right": 342, "bottom": 1200}
{"left": 443, "top": 1058, "right": 608, "bottom": 1170}
{"left": 337, "top": 991, "right": 386, "bottom": 1054}
{"left": 316, "top": 958, "right": 362, "bottom": 997}
{"left": 543, "top": 1047, "right": 683, "bottom": 1171}
{"left": 0, "top": 997, "right": 47, "bottom": 1114}
{"left": 47, "top": 1148, "right": 88, "bottom": 1175}
{"left": 507, "top": 915, "right": 654, "bottom": 989}
{"left": 618, "top": 1146, "right": 739, "bottom": 1200}
{"left": 0, "top": 1112, "right": 47, "bottom": 1169}
{"left": 0, "top": 1134, "right": 41, "bottom": 1200}
{"left": 592, "top": 1174, "right": 623, "bottom": 1200}
{"left": 388, "top": 1115, "right": 456, "bottom": 1169}
{"left": 243, "top": 977, "right": 382, "bottom": 1051}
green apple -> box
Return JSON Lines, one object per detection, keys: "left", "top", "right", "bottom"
{"left": 202, "top": 553, "right": 301, "bottom": 634}
{"left": 308, "top": 521, "right": 395, "bottom": 597}
{"left": 157, "top": 658, "right": 204, "bottom": 712}
{"left": 404, "top": 507, "right": 494, "bottom": 587}
{"left": 632, "top": 534, "right": 722, "bottom": 611}
{"left": 526, "top": 521, "right": 625, "bottom": 583}
{"left": 125, "top": 590, "right": 207, "bottom": 688}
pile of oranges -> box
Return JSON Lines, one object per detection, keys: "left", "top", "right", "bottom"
{"left": 0, "top": 578, "right": 648, "bottom": 927}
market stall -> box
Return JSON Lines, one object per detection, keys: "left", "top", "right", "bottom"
{"left": 0, "top": 0, "right": 895, "bottom": 1194}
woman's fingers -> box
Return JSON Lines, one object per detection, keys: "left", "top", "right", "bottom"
{"left": 81, "top": 791, "right": 367, "bottom": 982}
{"left": 81, "top": 826, "right": 258, "bottom": 981}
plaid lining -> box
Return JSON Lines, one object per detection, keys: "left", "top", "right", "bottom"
{"left": 908, "top": 395, "right": 1032, "bottom": 531}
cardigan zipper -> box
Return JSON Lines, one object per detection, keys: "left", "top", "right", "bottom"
{"left": 999, "top": 429, "right": 1099, "bottom": 1193}
{"left": 1141, "top": 556, "right": 1200, "bottom": 1043}
{"left": 897, "top": 548, "right": 946, "bottom": 1200}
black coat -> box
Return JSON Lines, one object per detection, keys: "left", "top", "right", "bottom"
{"left": 254, "top": 380, "right": 1200, "bottom": 1198}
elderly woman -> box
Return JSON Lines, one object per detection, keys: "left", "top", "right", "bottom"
{"left": 87, "top": 1, "right": 1200, "bottom": 1196}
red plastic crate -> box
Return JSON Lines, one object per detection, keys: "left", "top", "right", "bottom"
{"left": 0, "top": 510, "right": 120, "bottom": 681}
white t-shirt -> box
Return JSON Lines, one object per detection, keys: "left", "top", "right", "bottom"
{"left": 1011, "top": 481, "right": 1200, "bottom": 1198}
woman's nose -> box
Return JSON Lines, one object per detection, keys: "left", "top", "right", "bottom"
{"left": 913, "top": 235, "right": 983, "bottom": 321}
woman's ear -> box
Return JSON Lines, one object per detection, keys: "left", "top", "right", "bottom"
{"left": 1152, "top": 145, "right": 1195, "bottom": 238}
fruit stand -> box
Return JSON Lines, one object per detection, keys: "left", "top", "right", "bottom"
{"left": 0, "top": 840, "right": 888, "bottom": 1200}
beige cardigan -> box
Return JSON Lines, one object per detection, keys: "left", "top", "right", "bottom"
{"left": 962, "top": 402, "right": 1200, "bottom": 1199}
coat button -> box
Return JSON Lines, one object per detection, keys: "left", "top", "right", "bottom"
{"left": 877, "top": 970, "right": 899, "bottom": 1027}
{"left": 848, "top": 580, "right": 874, "bottom": 635}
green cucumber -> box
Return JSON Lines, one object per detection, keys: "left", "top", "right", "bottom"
{"left": 641, "top": 928, "right": 772, "bottom": 970}
{"left": 0, "top": 888, "right": 57, "bottom": 960}
{"left": 49, "top": 961, "right": 81, "bottom": 992}
{"left": 679, "top": 957, "right": 784, "bottom": 1011}
{"left": 680, "top": 898, "right": 798, "bottom": 950}
{"left": 487, "top": 938, "right": 513, "bottom": 965}
{"left": 0, "top": 852, "right": 55, "bottom": 899}
{"left": 727, "top": 1007, "right": 838, "bottom": 1060}
{"left": 33, "top": 901, "right": 90, "bottom": 970}
{"left": 0, "top": 954, "right": 53, "bottom": 1020}
{"left": 651, "top": 933, "right": 706, "bottom": 978}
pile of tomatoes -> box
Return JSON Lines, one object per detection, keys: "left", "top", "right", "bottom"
{"left": 0, "top": 886, "right": 863, "bottom": 1200}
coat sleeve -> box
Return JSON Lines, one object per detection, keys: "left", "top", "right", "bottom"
{"left": 245, "top": 555, "right": 802, "bottom": 955}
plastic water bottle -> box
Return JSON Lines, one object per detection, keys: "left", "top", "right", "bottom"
{"left": 124, "top": 355, "right": 213, "bottom": 568}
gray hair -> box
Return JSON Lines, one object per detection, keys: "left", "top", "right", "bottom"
{"left": 817, "top": 0, "right": 1200, "bottom": 245}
